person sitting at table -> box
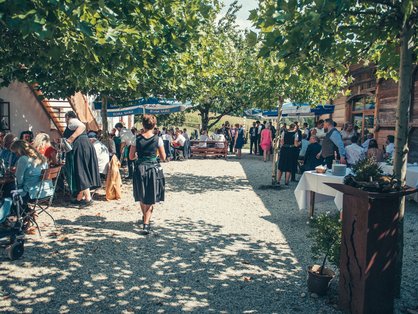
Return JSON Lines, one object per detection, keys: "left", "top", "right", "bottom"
{"left": 367, "top": 139, "right": 384, "bottom": 162}
{"left": 385, "top": 135, "right": 395, "bottom": 159}
{"left": 277, "top": 123, "right": 300, "bottom": 185}
{"left": 10, "top": 140, "right": 53, "bottom": 204}
{"left": 345, "top": 135, "right": 364, "bottom": 167}
{"left": 0, "top": 133, "right": 18, "bottom": 169}
{"left": 33, "top": 133, "right": 58, "bottom": 166}
{"left": 213, "top": 129, "right": 226, "bottom": 148}
{"left": 172, "top": 130, "right": 186, "bottom": 148}
{"left": 302, "top": 136, "right": 323, "bottom": 172}
{"left": 199, "top": 130, "right": 210, "bottom": 148}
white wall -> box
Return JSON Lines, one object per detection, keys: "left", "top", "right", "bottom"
{"left": 0, "top": 82, "right": 52, "bottom": 137}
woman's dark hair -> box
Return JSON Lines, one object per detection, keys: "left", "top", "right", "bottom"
{"left": 142, "top": 115, "right": 157, "bottom": 130}
{"left": 368, "top": 139, "right": 378, "bottom": 149}
{"left": 65, "top": 111, "right": 77, "bottom": 119}
{"left": 19, "top": 130, "right": 34, "bottom": 142}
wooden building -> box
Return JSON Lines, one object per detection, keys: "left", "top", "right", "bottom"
{"left": 328, "top": 64, "right": 418, "bottom": 163}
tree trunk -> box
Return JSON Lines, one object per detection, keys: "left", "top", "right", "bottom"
{"left": 393, "top": 22, "right": 413, "bottom": 298}
{"left": 272, "top": 96, "right": 284, "bottom": 185}
{"left": 200, "top": 106, "right": 210, "bottom": 131}
{"left": 101, "top": 96, "right": 109, "bottom": 139}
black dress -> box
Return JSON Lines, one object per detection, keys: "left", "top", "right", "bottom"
{"left": 63, "top": 126, "right": 101, "bottom": 195}
{"left": 132, "top": 135, "right": 165, "bottom": 205}
{"left": 278, "top": 131, "right": 299, "bottom": 173}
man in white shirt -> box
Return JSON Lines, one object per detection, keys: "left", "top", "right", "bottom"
{"left": 88, "top": 132, "right": 110, "bottom": 175}
{"left": 314, "top": 119, "right": 326, "bottom": 143}
{"left": 385, "top": 135, "right": 395, "bottom": 159}
{"left": 173, "top": 131, "right": 186, "bottom": 147}
{"left": 183, "top": 128, "right": 190, "bottom": 141}
{"left": 345, "top": 135, "right": 365, "bottom": 166}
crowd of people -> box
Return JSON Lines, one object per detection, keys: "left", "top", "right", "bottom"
{"left": 275, "top": 118, "right": 396, "bottom": 185}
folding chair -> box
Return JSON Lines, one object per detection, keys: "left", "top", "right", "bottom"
{"left": 30, "top": 165, "right": 62, "bottom": 229}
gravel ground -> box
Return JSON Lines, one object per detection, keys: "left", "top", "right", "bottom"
{"left": 1, "top": 152, "right": 417, "bottom": 313}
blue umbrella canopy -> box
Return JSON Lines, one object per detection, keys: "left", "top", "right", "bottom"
{"left": 245, "top": 103, "right": 334, "bottom": 119}
{"left": 93, "top": 97, "right": 193, "bottom": 117}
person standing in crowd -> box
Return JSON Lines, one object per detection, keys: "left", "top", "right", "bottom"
{"left": 314, "top": 119, "right": 326, "bottom": 143}
{"left": 298, "top": 133, "right": 310, "bottom": 160}
{"left": 233, "top": 123, "right": 245, "bottom": 159}
{"left": 19, "top": 131, "right": 34, "bottom": 143}
{"left": 303, "top": 136, "right": 323, "bottom": 172}
{"left": 260, "top": 123, "right": 273, "bottom": 162}
{"left": 385, "top": 135, "right": 395, "bottom": 159}
{"left": 341, "top": 122, "right": 355, "bottom": 146}
{"left": 345, "top": 135, "right": 364, "bottom": 167}
{"left": 258, "top": 121, "right": 266, "bottom": 156}
{"left": 367, "top": 139, "right": 384, "bottom": 162}
{"left": 63, "top": 111, "right": 101, "bottom": 208}
{"left": 230, "top": 124, "right": 237, "bottom": 153}
{"left": 33, "top": 133, "right": 58, "bottom": 165}
{"left": 222, "top": 122, "right": 232, "bottom": 153}
{"left": 113, "top": 123, "right": 123, "bottom": 160}
{"left": 249, "top": 122, "right": 258, "bottom": 155}
{"left": 291, "top": 122, "right": 303, "bottom": 181}
{"left": 318, "top": 118, "right": 346, "bottom": 168}
{"left": 277, "top": 123, "right": 299, "bottom": 185}
{"left": 129, "top": 115, "right": 166, "bottom": 235}
{"left": 88, "top": 132, "right": 110, "bottom": 177}
{"left": 183, "top": 129, "right": 190, "bottom": 141}
{"left": 0, "top": 133, "right": 18, "bottom": 168}
{"left": 302, "top": 122, "right": 311, "bottom": 140}
{"left": 102, "top": 130, "right": 116, "bottom": 158}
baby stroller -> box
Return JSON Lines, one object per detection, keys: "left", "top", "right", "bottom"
{"left": 0, "top": 187, "right": 28, "bottom": 260}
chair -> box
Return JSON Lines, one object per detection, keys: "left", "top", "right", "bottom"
{"left": 30, "top": 165, "right": 62, "bottom": 229}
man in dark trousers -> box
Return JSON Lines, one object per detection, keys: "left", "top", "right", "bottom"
{"left": 249, "top": 122, "right": 258, "bottom": 154}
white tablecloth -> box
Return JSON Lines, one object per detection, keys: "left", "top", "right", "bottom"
{"left": 294, "top": 170, "right": 350, "bottom": 211}
{"left": 379, "top": 163, "right": 418, "bottom": 202}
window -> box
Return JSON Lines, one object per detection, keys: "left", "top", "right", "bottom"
{"left": 0, "top": 101, "right": 10, "bottom": 131}
{"left": 350, "top": 95, "right": 375, "bottom": 138}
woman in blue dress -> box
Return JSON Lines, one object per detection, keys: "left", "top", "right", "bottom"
{"left": 233, "top": 124, "right": 245, "bottom": 159}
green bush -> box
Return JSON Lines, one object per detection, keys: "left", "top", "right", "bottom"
{"left": 308, "top": 212, "right": 342, "bottom": 271}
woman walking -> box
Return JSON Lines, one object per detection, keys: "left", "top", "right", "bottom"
{"left": 129, "top": 115, "right": 166, "bottom": 235}
{"left": 260, "top": 123, "right": 273, "bottom": 162}
{"left": 277, "top": 123, "right": 299, "bottom": 185}
{"left": 63, "top": 111, "right": 101, "bottom": 208}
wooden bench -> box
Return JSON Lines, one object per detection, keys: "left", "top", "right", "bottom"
{"left": 190, "top": 140, "right": 228, "bottom": 159}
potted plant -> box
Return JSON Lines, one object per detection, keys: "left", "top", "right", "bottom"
{"left": 307, "top": 212, "right": 342, "bottom": 296}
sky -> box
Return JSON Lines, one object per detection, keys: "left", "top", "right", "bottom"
{"left": 220, "top": 0, "right": 258, "bottom": 30}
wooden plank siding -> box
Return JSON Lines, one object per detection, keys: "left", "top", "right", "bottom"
{"left": 326, "top": 65, "right": 418, "bottom": 162}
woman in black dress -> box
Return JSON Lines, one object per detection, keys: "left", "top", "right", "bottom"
{"left": 277, "top": 123, "right": 300, "bottom": 185}
{"left": 129, "top": 115, "right": 166, "bottom": 235}
{"left": 63, "top": 111, "right": 101, "bottom": 207}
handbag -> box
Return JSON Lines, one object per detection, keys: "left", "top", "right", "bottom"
{"left": 60, "top": 138, "right": 73, "bottom": 153}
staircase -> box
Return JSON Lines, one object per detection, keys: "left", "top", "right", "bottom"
{"left": 31, "top": 84, "right": 99, "bottom": 135}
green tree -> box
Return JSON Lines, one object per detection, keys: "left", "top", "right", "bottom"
{"left": 251, "top": 0, "right": 417, "bottom": 294}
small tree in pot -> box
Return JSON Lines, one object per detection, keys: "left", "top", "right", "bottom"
{"left": 307, "top": 212, "right": 342, "bottom": 296}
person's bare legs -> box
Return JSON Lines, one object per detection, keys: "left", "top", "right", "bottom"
{"left": 143, "top": 204, "right": 153, "bottom": 225}
{"left": 277, "top": 170, "right": 283, "bottom": 184}
{"left": 77, "top": 189, "right": 91, "bottom": 201}
{"left": 285, "top": 172, "right": 291, "bottom": 185}
{"left": 263, "top": 149, "right": 267, "bottom": 162}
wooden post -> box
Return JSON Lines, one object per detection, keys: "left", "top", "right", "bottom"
{"left": 101, "top": 96, "right": 109, "bottom": 139}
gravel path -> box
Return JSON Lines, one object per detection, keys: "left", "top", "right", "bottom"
{"left": 1, "top": 154, "right": 417, "bottom": 313}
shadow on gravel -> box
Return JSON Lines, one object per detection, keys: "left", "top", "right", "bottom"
{"left": 165, "top": 173, "right": 251, "bottom": 194}
{"left": 0, "top": 217, "right": 304, "bottom": 313}
{"left": 238, "top": 155, "right": 418, "bottom": 311}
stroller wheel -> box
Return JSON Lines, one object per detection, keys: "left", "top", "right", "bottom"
{"left": 6, "top": 241, "right": 24, "bottom": 260}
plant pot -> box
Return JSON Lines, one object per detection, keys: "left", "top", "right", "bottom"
{"left": 307, "top": 265, "right": 335, "bottom": 296}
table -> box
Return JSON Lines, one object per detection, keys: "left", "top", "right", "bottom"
{"left": 379, "top": 163, "right": 418, "bottom": 202}
{"left": 294, "top": 169, "right": 351, "bottom": 217}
